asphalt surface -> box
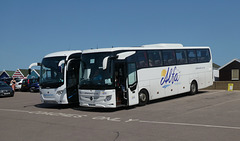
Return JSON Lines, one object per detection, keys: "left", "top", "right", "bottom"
{"left": 1, "top": 90, "right": 240, "bottom": 141}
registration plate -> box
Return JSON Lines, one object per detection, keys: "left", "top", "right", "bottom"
{"left": 43, "top": 94, "right": 54, "bottom": 98}
{"left": 4, "top": 93, "right": 10, "bottom": 95}
{"left": 88, "top": 104, "right": 96, "bottom": 107}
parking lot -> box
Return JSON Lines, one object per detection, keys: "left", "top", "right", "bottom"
{"left": 1, "top": 90, "right": 240, "bottom": 141}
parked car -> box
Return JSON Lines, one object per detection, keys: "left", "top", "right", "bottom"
{"left": 0, "top": 78, "right": 12, "bottom": 85}
{"left": 30, "top": 82, "right": 39, "bottom": 92}
{"left": 15, "top": 79, "right": 23, "bottom": 90}
{"left": 21, "top": 78, "right": 38, "bottom": 92}
{"left": 0, "top": 81, "right": 14, "bottom": 97}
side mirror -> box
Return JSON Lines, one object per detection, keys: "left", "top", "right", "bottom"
{"left": 58, "top": 60, "right": 65, "bottom": 73}
{"left": 28, "top": 69, "right": 32, "bottom": 75}
{"left": 28, "top": 62, "right": 41, "bottom": 75}
{"left": 58, "top": 60, "right": 65, "bottom": 67}
{"left": 103, "top": 55, "right": 118, "bottom": 70}
{"left": 102, "top": 56, "right": 109, "bottom": 70}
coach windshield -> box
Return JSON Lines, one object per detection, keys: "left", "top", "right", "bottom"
{"left": 40, "top": 56, "right": 66, "bottom": 88}
{"left": 79, "top": 52, "right": 114, "bottom": 89}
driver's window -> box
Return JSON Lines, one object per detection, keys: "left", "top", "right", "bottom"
{"left": 128, "top": 63, "right": 137, "bottom": 86}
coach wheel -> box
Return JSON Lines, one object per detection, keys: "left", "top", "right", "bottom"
{"left": 139, "top": 90, "right": 149, "bottom": 106}
{"left": 190, "top": 81, "right": 198, "bottom": 95}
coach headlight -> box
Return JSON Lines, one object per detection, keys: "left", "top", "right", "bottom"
{"left": 56, "top": 90, "right": 64, "bottom": 95}
{"left": 104, "top": 95, "right": 112, "bottom": 102}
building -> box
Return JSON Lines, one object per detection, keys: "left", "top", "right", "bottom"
{"left": 219, "top": 59, "right": 240, "bottom": 81}
{"left": 12, "top": 69, "right": 29, "bottom": 79}
{"left": 27, "top": 69, "right": 40, "bottom": 79}
{"left": 1, "top": 69, "right": 40, "bottom": 80}
{"left": 0, "top": 70, "right": 15, "bottom": 79}
{"left": 213, "top": 63, "right": 220, "bottom": 81}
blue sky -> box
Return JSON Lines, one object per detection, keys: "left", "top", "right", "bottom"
{"left": 0, "top": 0, "right": 240, "bottom": 71}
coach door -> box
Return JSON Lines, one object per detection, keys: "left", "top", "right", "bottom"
{"left": 115, "top": 62, "right": 138, "bottom": 106}
{"left": 66, "top": 59, "right": 80, "bottom": 104}
{"left": 127, "top": 62, "right": 138, "bottom": 106}
{"left": 115, "top": 62, "right": 128, "bottom": 106}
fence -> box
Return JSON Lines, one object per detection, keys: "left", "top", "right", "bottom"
{"left": 206, "top": 81, "right": 240, "bottom": 90}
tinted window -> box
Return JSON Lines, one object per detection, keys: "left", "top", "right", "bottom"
{"left": 69, "top": 53, "right": 82, "bottom": 60}
{"left": 79, "top": 52, "right": 114, "bottom": 89}
{"left": 162, "top": 50, "right": 176, "bottom": 66}
{"left": 128, "top": 63, "right": 137, "bottom": 86}
{"left": 0, "top": 81, "right": 9, "bottom": 87}
{"left": 197, "top": 49, "right": 210, "bottom": 63}
{"left": 41, "top": 56, "right": 66, "bottom": 87}
{"left": 136, "top": 51, "right": 148, "bottom": 68}
{"left": 187, "top": 50, "right": 197, "bottom": 63}
{"left": 147, "top": 51, "right": 162, "bottom": 67}
{"left": 127, "top": 53, "right": 136, "bottom": 62}
{"left": 176, "top": 50, "right": 187, "bottom": 64}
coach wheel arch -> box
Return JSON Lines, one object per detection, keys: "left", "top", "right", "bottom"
{"left": 190, "top": 80, "right": 198, "bottom": 95}
{"left": 138, "top": 89, "right": 149, "bottom": 106}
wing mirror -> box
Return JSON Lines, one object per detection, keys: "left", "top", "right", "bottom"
{"left": 28, "top": 62, "right": 41, "bottom": 75}
{"left": 58, "top": 60, "right": 65, "bottom": 73}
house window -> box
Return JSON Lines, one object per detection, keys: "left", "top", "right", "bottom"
{"left": 232, "top": 69, "right": 239, "bottom": 80}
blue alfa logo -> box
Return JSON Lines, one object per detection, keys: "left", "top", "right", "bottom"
{"left": 160, "top": 66, "right": 180, "bottom": 88}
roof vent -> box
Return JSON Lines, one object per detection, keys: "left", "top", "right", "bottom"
{"left": 141, "top": 43, "right": 183, "bottom": 48}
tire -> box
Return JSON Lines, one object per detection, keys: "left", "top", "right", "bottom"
{"left": 30, "top": 88, "right": 34, "bottom": 93}
{"left": 139, "top": 90, "right": 149, "bottom": 106}
{"left": 10, "top": 92, "right": 14, "bottom": 97}
{"left": 190, "top": 81, "right": 198, "bottom": 95}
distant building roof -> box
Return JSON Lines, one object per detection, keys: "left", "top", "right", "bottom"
{"left": 219, "top": 59, "right": 240, "bottom": 70}
{"left": 12, "top": 69, "right": 29, "bottom": 79}
{"left": 4, "top": 70, "right": 15, "bottom": 77}
{"left": 32, "top": 69, "right": 40, "bottom": 77}
{"left": 213, "top": 63, "right": 221, "bottom": 69}
{"left": 19, "top": 69, "right": 29, "bottom": 77}
{"left": 34, "top": 69, "right": 40, "bottom": 75}
{"left": 0, "top": 70, "right": 15, "bottom": 79}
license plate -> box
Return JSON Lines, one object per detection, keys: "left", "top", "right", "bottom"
{"left": 88, "top": 104, "right": 96, "bottom": 106}
{"left": 43, "top": 94, "right": 54, "bottom": 98}
{"left": 4, "top": 93, "right": 10, "bottom": 95}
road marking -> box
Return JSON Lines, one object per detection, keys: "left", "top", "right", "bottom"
{"left": 0, "top": 108, "right": 87, "bottom": 118}
{"left": 1, "top": 108, "right": 240, "bottom": 131}
{"left": 92, "top": 116, "right": 121, "bottom": 122}
{"left": 138, "top": 120, "right": 240, "bottom": 130}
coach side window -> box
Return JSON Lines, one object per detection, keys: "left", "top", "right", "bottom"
{"left": 162, "top": 50, "right": 176, "bottom": 66}
{"left": 136, "top": 51, "right": 148, "bottom": 68}
{"left": 197, "top": 49, "right": 211, "bottom": 63}
{"left": 176, "top": 50, "right": 187, "bottom": 65}
{"left": 187, "top": 50, "right": 197, "bottom": 63}
{"left": 147, "top": 51, "right": 162, "bottom": 67}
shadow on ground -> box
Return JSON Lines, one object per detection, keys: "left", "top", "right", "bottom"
{"left": 33, "top": 91, "right": 208, "bottom": 112}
